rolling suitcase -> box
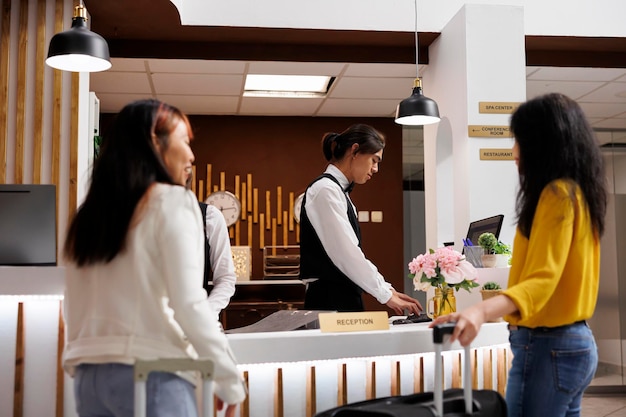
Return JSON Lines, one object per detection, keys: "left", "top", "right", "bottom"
{"left": 314, "top": 323, "right": 507, "bottom": 416}
{"left": 133, "top": 358, "right": 214, "bottom": 417}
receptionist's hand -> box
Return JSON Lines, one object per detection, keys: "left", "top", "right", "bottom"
{"left": 386, "top": 289, "right": 422, "bottom": 315}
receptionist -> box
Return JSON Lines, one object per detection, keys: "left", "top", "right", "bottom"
{"left": 299, "top": 124, "right": 422, "bottom": 314}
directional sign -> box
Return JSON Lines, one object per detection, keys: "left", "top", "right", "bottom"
{"left": 480, "top": 148, "right": 515, "bottom": 160}
{"left": 479, "top": 102, "right": 521, "bottom": 114}
{"left": 468, "top": 125, "right": 511, "bottom": 137}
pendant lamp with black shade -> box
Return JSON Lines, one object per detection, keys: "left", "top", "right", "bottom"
{"left": 46, "top": 3, "right": 111, "bottom": 73}
{"left": 395, "top": 0, "right": 440, "bottom": 126}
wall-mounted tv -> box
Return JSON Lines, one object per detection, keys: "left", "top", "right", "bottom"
{"left": 0, "top": 184, "right": 57, "bottom": 266}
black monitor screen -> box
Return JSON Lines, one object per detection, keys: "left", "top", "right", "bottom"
{"left": 0, "top": 184, "right": 57, "bottom": 266}
{"left": 466, "top": 214, "right": 504, "bottom": 246}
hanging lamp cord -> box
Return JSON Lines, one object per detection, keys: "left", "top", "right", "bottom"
{"left": 414, "top": 0, "right": 419, "bottom": 79}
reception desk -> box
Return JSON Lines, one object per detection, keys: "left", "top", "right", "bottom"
{"left": 0, "top": 266, "right": 511, "bottom": 417}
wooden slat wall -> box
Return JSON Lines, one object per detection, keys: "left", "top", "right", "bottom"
{"left": 0, "top": 0, "right": 11, "bottom": 183}
{"left": 0, "top": 0, "right": 81, "bottom": 248}
{"left": 1, "top": 1, "right": 86, "bottom": 417}
{"left": 14, "top": 0, "right": 28, "bottom": 184}
{"left": 33, "top": 0, "right": 46, "bottom": 184}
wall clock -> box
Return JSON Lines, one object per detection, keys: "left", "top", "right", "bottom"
{"left": 205, "top": 190, "right": 241, "bottom": 227}
{"left": 293, "top": 193, "right": 305, "bottom": 223}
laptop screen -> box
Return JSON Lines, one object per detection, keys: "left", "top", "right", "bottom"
{"left": 466, "top": 214, "right": 504, "bottom": 247}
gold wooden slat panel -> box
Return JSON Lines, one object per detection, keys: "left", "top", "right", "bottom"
{"left": 14, "top": 303, "right": 24, "bottom": 417}
{"left": 0, "top": 0, "right": 11, "bottom": 183}
{"left": 276, "top": 186, "right": 282, "bottom": 225}
{"left": 241, "top": 371, "right": 250, "bottom": 417}
{"left": 337, "top": 363, "right": 347, "bottom": 406}
{"left": 205, "top": 164, "right": 211, "bottom": 197}
{"left": 365, "top": 361, "right": 376, "bottom": 400}
{"left": 247, "top": 215, "right": 253, "bottom": 247}
{"left": 288, "top": 192, "right": 294, "bottom": 231}
{"left": 259, "top": 213, "right": 265, "bottom": 248}
{"left": 219, "top": 171, "right": 225, "bottom": 190}
{"left": 482, "top": 349, "right": 493, "bottom": 390}
{"left": 51, "top": 0, "right": 64, "bottom": 230}
{"left": 306, "top": 366, "right": 316, "bottom": 417}
{"left": 14, "top": 0, "right": 29, "bottom": 184}
{"left": 471, "top": 349, "right": 478, "bottom": 389}
{"left": 451, "top": 352, "right": 462, "bottom": 388}
{"left": 33, "top": 0, "right": 46, "bottom": 184}
{"left": 246, "top": 173, "right": 252, "bottom": 213}
{"left": 235, "top": 218, "right": 240, "bottom": 246}
{"left": 274, "top": 368, "right": 284, "bottom": 417}
{"left": 282, "top": 211, "right": 288, "bottom": 246}
{"left": 69, "top": 73, "right": 79, "bottom": 220}
{"left": 241, "top": 182, "right": 247, "bottom": 219}
{"left": 271, "top": 218, "right": 277, "bottom": 255}
{"left": 253, "top": 188, "right": 258, "bottom": 223}
{"left": 56, "top": 300, "right": 65, "bottom": 417}
{"left": 413, "top": 356, "right": 424, "bottom": 393}
{"left": 497, "top": 347, "right": 508, "bottom": 396}
{"left": 265, "top": 190, "right": 271, "bottom": 230}
{"left": 390, "top": 360, "right": 401, "bottom": 396}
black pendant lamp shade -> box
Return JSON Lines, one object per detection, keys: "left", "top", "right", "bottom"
{"left": 395, "top": 78, "right": 440, "bottom": 125}
{"left": 46, "top": 5, "right": 111, "bottom": 73}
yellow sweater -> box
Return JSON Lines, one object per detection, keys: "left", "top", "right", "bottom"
{"left": 503, "top": 179, "right": 600, "bottom": 328}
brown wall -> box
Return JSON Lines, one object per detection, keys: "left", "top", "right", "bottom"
{"left": 102, "top": 114, "right": 405, "bottom": 311}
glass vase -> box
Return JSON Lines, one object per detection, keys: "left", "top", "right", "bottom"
{"left": 427, "top": 287, "right": 456, "bottom": 319}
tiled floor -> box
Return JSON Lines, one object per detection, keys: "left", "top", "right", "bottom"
{"left": 582, "top": 395, "right": 626, "bottom": 417}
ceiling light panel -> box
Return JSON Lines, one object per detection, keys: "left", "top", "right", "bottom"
{"left": 245, "top": 74, "right": 331, "bottom": 93}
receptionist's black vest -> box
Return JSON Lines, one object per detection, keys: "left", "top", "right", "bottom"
{"left": 199, "top": 202, "right": 213, "bottom": 295}
{"left": 299, "top": 174, "right": 364, "bottom": 311}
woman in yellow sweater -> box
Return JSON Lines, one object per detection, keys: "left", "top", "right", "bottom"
{"left": 432, "top": 93, "right": 607, "bottom": 417}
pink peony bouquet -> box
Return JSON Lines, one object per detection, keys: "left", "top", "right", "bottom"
{"left": 408, "top": 247, "right": 479, "bottom": 293}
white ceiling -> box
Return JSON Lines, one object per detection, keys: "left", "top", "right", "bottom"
{"left": 90, "top": 58, "right": 626, "bottom": 179}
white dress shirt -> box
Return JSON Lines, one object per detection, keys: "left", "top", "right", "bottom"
{"left": 204, "top": 204, "right": 237, "bottom": 314}
{"left": 304, "top": 164, "right": 393, "bottom": 304}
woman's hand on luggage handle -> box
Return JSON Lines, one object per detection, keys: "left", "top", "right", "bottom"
{"left": 430, "top": 294, "right": 517, "bottom": 346}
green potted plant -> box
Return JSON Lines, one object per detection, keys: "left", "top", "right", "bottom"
{"left": 493, "top": 241, "right": 512, "bottom": 267}
{"left": 480, "top": 281, "right": 504, "bottom": 322}
{"left": 477, "top": 232, "right": 498, "bottom": 267}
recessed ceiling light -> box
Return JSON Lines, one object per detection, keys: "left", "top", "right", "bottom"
{"left": 244, "top": 74, "right": 333, "bottom": 98}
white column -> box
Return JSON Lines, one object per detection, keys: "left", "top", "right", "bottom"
{"left": 423, "top": 4, "right": 526, "bottom": 251}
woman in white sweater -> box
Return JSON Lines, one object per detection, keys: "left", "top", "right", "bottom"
{"left": 63, "top": 99, "right": 245, "bottom": 417}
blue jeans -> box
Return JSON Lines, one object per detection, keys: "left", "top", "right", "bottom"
{"left": 74, "top": 363, "right": 198, "bottom": 417}
{"left": 506, "top": 321, "right": 597, "bottom": 417}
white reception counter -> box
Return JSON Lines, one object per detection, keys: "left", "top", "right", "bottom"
{"left": 0, "top": 266, "right": 511, "bottom": 417}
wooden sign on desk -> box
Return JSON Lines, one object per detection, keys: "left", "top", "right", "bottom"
{"left": 318, "top": 311, "right": 389, "bottom": 333}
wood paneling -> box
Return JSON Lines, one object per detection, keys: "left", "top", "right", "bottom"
{"left": 56, "top": 301, "right": 65, "bottom": 417}
{"left": 33, "top": 0, "right": 47, "bottom": 184}
{"left": 13, "top": 303, "right": 24, "bottom": 417}
{"left": 69, "top": 73, "right": 79, "bottom": 221}
{"left": 51, "top": 0, "right": 63, "bottom": 221}
{"left": 14, "top": 0, "right": 28, "bottom": 184}
{"left": 0, "top": 0, "right": 11, "bottom": 183}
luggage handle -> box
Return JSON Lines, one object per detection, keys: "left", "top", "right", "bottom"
{"left": 433, "top": 323, "right": 472, "bottom": 417}
{"left": 133, "top": 358, "right": 214, "bottom": 417}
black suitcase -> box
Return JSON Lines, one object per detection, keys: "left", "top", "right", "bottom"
{"left": 314, "top": 323, "right": 507, "bottom": 417}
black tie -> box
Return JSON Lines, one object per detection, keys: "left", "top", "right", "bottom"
{"left": 344, "top": 182, "right": 355, "bottom": 194}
